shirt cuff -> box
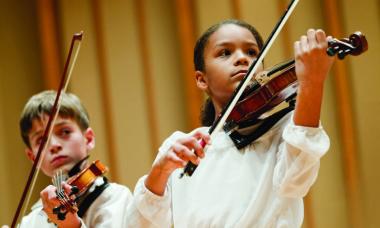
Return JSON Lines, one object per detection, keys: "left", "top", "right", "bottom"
{"left": 282, "top": 116, "right": 330, "bottom": 159}
{"left": 133, "top": 175, "right": 171, "bottom": 221}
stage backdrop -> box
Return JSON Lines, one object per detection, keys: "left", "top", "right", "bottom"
{"left": 0, "top": 0, "right": 379, "bottom": 227}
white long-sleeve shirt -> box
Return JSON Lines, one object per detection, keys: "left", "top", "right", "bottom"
{"left": 126, "top": 113, "right": 330, "bottom": 228}
{"left": 19, "top": 178, "right": 133, "bottom": 228}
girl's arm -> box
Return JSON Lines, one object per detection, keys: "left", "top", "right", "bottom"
{"left": 293, "top": 29, "right": 334, "bottom": 127}
{"left": 145, "top": 130, "right": 209, "bottom": 196}
{"left": 273, "top": 29, "right": 333, "bottom": 198}
{"left": 125, "top": 130, "right": 210, "bottom": 227}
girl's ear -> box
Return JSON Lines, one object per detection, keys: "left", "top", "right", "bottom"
{"left": 195, "top": 71, "right": 208, "bottom": 92}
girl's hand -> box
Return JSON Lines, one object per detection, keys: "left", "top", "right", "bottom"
{"left": 145, "top": 130, "right": 211, "bottom": 196}
{"left": 154, "top": 130, "right": 211, "bottom": 175}
{"left": 293, "top": 29, "right": 335, "bottom": 127}
{"left": 294, "top": 29, "right": 335, "bottom": 88}
{"left": 40, "top": 183, "right": 81, "bottom": 228}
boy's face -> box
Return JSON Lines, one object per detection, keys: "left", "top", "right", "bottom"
{"left": 196, "top": 24, "right": 263, "bottom": 111}
{"left": 25, "top": 114, "right": 95, "bottom": 177}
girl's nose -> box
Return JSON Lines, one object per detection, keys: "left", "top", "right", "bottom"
{"left": 234, "top": 51, "right": 250, "bottom": 66}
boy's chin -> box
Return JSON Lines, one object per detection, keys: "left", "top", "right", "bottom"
{"left": 49, "top": 163, "right": 75, "bottom": 176}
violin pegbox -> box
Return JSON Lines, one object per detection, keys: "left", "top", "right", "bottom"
{"left": 52, "top": 170, "right": 78, "bottom": 221}
{"left": 327, "top": 31, "right": 368, "bottom": 59}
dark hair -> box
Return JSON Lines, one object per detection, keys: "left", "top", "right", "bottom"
{"left": 194, "top": 19, "right": 264, "bottom": 126}
{"left": 20, "top": 90, "right": 90, "bottom": 148}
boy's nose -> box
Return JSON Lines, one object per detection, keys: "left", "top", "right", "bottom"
{"left": 49, "top": 136, "right": 62, "bottom": 153}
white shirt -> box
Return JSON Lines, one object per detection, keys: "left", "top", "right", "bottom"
{"left": 19, "top": 180, "right": 133, "bottom": 228}
{"left": 126, "top": 113, "right": 330, "bottom": 228}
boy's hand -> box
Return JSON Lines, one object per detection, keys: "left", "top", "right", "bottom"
{"left": 145, "top": 130, "right": 210, "bottom": 196}
{"left": 40, "top": 184, "right": 81, "bottom": 228}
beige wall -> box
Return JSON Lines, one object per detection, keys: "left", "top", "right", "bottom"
{"left": 1, "top": 0, "right": 379, "bottom": 227}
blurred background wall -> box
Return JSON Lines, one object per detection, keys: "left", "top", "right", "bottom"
{"left": 0, "top": 0, "right": 379, "bottom": 227}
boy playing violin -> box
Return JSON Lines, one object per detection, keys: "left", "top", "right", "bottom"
{"left": 126, "top": 19, "right": 335, "bottom": 227}
{"left": 18, "top": 90, "right": 132, "bottom": 228}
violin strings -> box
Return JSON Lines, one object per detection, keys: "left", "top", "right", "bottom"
{"left": 53, "top": 170, "right": 75, "bottom": 213}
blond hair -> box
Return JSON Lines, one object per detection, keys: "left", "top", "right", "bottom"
{"left": 20, "top": 90, "right": 90, "bottom": 148}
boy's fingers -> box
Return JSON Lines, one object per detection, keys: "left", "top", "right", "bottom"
{"left": 40, "top": 185, "right": 62, "bottom": 213}
{"left": 62, "top": 182, "right": 72, "bottom": 193}
{"left": 40, "top": 185, "right": 58, "bottom": 201}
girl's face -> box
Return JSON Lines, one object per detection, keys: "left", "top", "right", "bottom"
{"left": 196, "top": 24, "right": 262, "bottom": 113}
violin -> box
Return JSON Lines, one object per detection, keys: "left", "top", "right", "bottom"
{"left": 52, "top": 160, "right": 108, "bottom": 220}
{"left": 224, "top": 32, "right": 368, "bottom": 133}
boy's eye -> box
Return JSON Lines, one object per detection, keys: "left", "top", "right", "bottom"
{"left": 35, "top": 137, "right": 42, "bottom": 146}
{"left": 59, "top": 128, "right": 72, "bottom": 137}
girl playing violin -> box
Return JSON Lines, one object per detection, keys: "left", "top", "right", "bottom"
{"left": 18, "top": 90, "right": 132, "bottom": 228}
{"left": 126, "top": 19, "right": 334, "bottom": 227}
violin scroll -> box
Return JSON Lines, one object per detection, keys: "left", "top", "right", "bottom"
{"left": 327, "top": 32, "right": 368, "bottom": 59}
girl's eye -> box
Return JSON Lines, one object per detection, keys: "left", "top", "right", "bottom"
{"left": 248, "top": 49, "right": 257, "bottom": 56}
{"left": 220, "top": 49, "right": 231, "bottom": 57}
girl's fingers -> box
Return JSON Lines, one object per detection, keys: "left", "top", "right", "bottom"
{"left": 294, "top": 41, "right": 301, "bottom": 60}
{"left": 300, "top": 35, "right": 308, "bottom": 53}
{"left": 172, "top": 143, "right": 200, "bottom": 165}
{"left": 191, "top": 130, "right": 211, "bottom": 145}
{"left": 315, "top": 29, "right": 327, "bottom": 46}
{"left": 307, "top": 29, "right": 317, "bottom": 50}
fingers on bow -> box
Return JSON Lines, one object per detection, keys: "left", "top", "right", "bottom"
{"left": 171, "top": 131, "right": 210, "bottom": 167}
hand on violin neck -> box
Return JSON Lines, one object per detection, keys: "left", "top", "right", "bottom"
{"left": 292, "top": 29, "right": 335, "bottom": 127}
{"left": 40, "top": 184, "right": 81, "bottom": 228}
{"left": 294, "top": 29, "right": 335, "bottom": 87}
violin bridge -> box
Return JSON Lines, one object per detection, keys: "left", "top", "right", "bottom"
{"left": 255, "top": 59, "right": 296, "bottom": 86}
{"left": 255, "top": 71, "right": 270, "bottom": 85}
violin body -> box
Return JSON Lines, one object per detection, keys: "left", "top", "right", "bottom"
{"left": 226, "top": 60, "right": 297, "bottom": 132}
{"left": 224, "top": 32, "right": 368, "bottom": 133}
{"left": 68, "top": 160, "right": 108, "bottom": 195}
